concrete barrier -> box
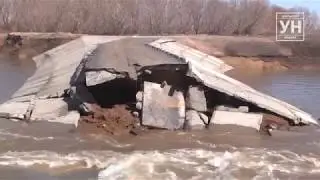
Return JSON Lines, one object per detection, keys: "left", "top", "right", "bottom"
{"left": 211, "top": 110, "right": 263, "bottom": 131}
{"left": 142, "top": 81, "right": 185, "bottom": 130}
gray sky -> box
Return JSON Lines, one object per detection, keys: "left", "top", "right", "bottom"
{"left": 270, "top": 0, "right": 320, "bottom": 13}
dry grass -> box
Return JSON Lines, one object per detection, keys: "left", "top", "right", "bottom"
{"left": 180, "top": 35, "right": 320, "bottom": 70}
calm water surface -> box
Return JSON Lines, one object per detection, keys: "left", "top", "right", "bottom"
{"left": 0, "top": 55, "right": 35, "bottom": 103}
{"left": 232, "top": 70, "right": 320, "bottom": 118}
{"left": 0, "top": 58, "right": 320, "bottom": 180}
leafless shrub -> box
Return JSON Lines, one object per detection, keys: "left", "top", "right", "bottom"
{"left": 0, "top": 0, "right": 317, "bottom": 35}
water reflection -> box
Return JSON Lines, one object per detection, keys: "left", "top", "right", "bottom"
{"left": 230, "top": 70, "right": 320, "bottom": 118}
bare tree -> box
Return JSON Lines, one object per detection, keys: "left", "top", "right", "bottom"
{"left": 0, "top": 0, "right": 13, "bottom": 30}
{"left": 183, "top": 0, "right": 206, "bottom": 34}
{"left": 0, "top": 0, "right": 316, "bottom": 36}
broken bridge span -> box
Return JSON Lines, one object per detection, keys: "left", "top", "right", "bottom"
{"left": 0, "top": 35, "right": 317, "bottom": 134}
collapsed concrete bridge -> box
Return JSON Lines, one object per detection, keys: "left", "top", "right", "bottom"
{"left": 0, "top": 35, "right": 318, "bottom": 133}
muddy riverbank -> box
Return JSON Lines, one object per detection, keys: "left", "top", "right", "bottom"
{"left": 180, "top": 35, "right": 320, "bottom": 71}
{"left": 2, "top": 33, "right": 319, "bottom": 72}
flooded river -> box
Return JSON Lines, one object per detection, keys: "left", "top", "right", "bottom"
{"left": 0, "top": 55, "right": 35, "bottom": 104}
{"left": 0, "top": 58, "right": 320, "bottom": 180}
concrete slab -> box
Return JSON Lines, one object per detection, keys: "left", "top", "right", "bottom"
{"left": 216, "top": 105, "right": 249, "bottom": 113}
{"left": 211, "top": 110, "right": 263, "bottom": 131}
{"left": 0, "top": 102, "right": 29, "bottom": 120}
{"left": 46, "top": 111, "right": 80, "bottom": 127}
{"left": 30, "top": 98, "right": 69, "bottom": 121}
{"left": 186, "top": 86, "right": 207, "bottom": 112}
{"left": 185, "top": 110, "right": 206, "bottom": 129}
{"left": 29, "top": 98, "right": 79, "bottom": 126}
{"left": 136, "top": 91, "right": 143, "bottom": 102}
{"left": 151, "top": 38, "right": 318, "bottom": 125}
{"left": 187, "top": 62, "right": 318, "bottom": 125}
{"left": 142, "top": 81, "right": 185, "bottom": 130}
{"left": 199, "top": 112, "right": 209, "bottom": 124}
{"left": 85, "top": 70, "right": 118, "bottom": 87}
{"left": 85, "top": 38, "right": 185, "bottom": 80}
{"left": 148, "top": 39, "right": 233, "bottom": 73}
{"left": 9, "top": 36, "right": 123, "bottom": 103}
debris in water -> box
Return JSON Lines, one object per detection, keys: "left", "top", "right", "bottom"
{"left": 141, "top": 81, "right": 185, "bottom": 130}
{"left": 185, "top": 110, "right": 207, "bottom": 130}
{"left": 186, "top": 85, "right": 207, "bottom": 112}
{"left": 211, "top": 110, "right": 263, "bottom": 131}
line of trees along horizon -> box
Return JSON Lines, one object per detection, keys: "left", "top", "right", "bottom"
{"left": 0, "top": 0, "right": 318, "bottom": 36}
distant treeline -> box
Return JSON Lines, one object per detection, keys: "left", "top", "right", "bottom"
{"left": 0, "top": 0, "right": 318, "bottom": 35}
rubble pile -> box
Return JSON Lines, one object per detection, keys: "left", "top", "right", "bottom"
{"left": 80, "top": 104, "right": 138, "bottom": 135}
{"left": 78, "top": 38, "right": 315, "bottom": 135}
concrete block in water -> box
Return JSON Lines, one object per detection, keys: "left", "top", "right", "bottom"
{"left": 132, "top": 111, "right": 139, "bottom": 118}
{"left": 0, "top": 102, "right": 29, "bottom": 120}
{"left": 211, "top": 110, "right": 263, "bottom": 131}
{"left": 46, "top": 111, "right": 80, "bottom": 128}
{"left": 185, "top": 110, "right": 206, "bottom": 130}
{"left": 142, "top": 81, "right": 185, "bottom": 130}
{"left": 30, "top": 98, "right": 79, "bottom": 127}
{"left": 199, "top": 112, "right": 209, "bottom": 124}
{"left": 238, "top": 106, "right": 249, "bottom": 113}
{"left": 31, "top": 98, "right": 68, "bottom": 121}
{"left": 136, "top": 91, "right": 143, "bottom": 102}
{"left": 0, "top": 112, "right": 10, "bottom": 119}
{"left": 136, "top": 102, "right": 143, "bottom": 110}
{"left": 186, "top": 86, "right": 207, "bottom": 112}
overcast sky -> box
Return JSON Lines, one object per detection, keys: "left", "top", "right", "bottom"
{"left": 270, "top": 0, "right": 320, "bottom": 13}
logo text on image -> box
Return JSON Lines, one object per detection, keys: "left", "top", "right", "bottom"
{"left": 276, "top": 12, "right": 304, "bottom": 41}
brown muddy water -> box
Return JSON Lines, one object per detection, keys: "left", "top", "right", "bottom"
{"left": 0, "top": 56, "right": 35, "bottom": 104}
{"left": 0, "top": 58, "right": 320, "bottom": 180}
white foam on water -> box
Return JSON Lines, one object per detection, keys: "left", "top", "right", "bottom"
{"left": 0, "top": 130, "right": 56, "bottom": 141}
{"left": 0, "top": 146, "right": 319, "bottom": 179}
{"left": 206, "top": 151, "right": 234, "bottom": 170}
{"left": 0, "top": 151, "right": 118, "bottom": 169}
{"left": 88, "top": 134, "right": 132, "bottom": 148}
{"left": 0, "top": 130, "right": 132, "bottom": 148}
{"left": 97, "top": 148, "right": 320, "bottom": 180}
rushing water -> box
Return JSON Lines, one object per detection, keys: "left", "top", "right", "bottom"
{"left": 0, "top": 58, "right": 320, "bottom": 180}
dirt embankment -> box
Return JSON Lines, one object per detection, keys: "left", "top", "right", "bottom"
{"left": 0, "top": 33, "right": 77, "bottom": 60}
{"left": 180, "top": 35, "right": 320, "bottom": 72}
{"left": 3, "top": 33, "right": 319, "bottom": 71}
{"left": 277, "top": 34, "right": 320, "bottom": 70}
